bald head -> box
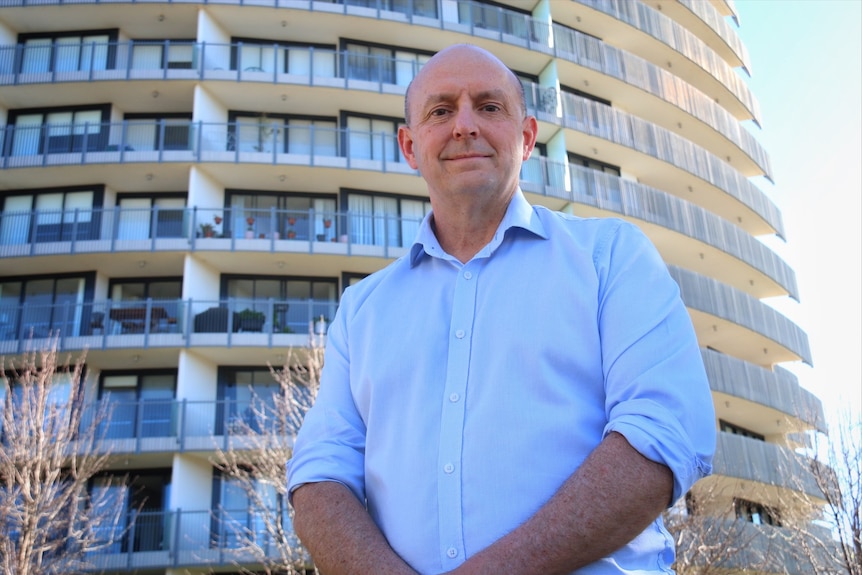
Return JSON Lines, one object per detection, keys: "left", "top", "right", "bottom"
{"left": 404, "top": 44, "right": 527, "bottom": 126}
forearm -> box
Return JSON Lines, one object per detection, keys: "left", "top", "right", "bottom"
{"left": 292, "top": 481, "right": 419, "bottom": 575}
{"left": 449, "top": 432, "right": 673, "bottom": 575}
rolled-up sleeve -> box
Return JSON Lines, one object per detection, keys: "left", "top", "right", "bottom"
{"left": 286, "top": 303, "right": 367, "bottom": 505}
{"left": 597, "top": 221, "right": 716, "bottom": 503}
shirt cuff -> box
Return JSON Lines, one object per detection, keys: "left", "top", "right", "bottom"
{"left": 605, "top": 398, "right": 714, "bottom": 504}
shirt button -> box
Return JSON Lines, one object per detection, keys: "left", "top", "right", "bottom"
{"left": 455, "top": 329, "right": 465, "bottom": 339}
{"left": 447, "top": 547, "right": 458, "bottom": 558}
{"left": 449, "top": 392, "right": 460, "bottom": 402}
{"left": 463, "top": 271, "right": 472, "bottom": 280}
{"left": 443, "top": 463, "right": 455, "bottom": 474}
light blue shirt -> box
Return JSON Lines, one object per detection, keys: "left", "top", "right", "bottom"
{"left": 288, "top": 190, "right": 715, "bottom": 574}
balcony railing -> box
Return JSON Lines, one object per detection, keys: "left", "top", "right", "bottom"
{"left": 669, "top": 265, "right": 812, "bottom": 365}
{"left": 557, "top": 91, "right": 780, "bottom": 236}
{"left": 714, "top": 432, "right": 823, "bottom": 501}
{"left": 573, "top": 0, "right": 759, "bottom": 123}
{"left": 0, "top": 37, "right": 771, "bottom": 181}
{"left": 701, "top": 348, "right": 826, "bottom": 432}
{"left": 76, "top": 397, "right": 309, "bottom": 453}
{"left": 0, "top": 297, "right": 336, "bottom": 351}
{"left": 0, "top": 159, "right": 796, "bottom": 298}
{"left": 88, "top": 506, "right": 299, "bottom": 571}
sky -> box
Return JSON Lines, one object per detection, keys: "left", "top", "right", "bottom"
{"left": 732, "top": 0, "right": 862, "bottom": 424}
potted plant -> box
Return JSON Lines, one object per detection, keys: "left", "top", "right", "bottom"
{"left": 323, "top": 218, "right": 332, "bottom": 229}
{"left": 200, "top": 222, "right": 215, "bottom": 237}
{"left": 287, "top": 229, "right": 297, "bottom": 239}
{"left": 236, "top": 308, "right": 265, "bottom": 332}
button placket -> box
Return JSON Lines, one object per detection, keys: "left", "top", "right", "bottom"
{"left": 436, "top": 262, "right": 480, "bottom": 567}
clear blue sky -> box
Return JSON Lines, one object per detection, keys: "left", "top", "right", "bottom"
{"left": 734, "top": 0, "right": 862, "bottom": 421}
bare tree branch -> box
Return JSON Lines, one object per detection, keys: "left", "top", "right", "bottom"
{"left": 210, "top": 332, "right": 324, "bottom": 575}
{"left": 0, "top": 336, "right": 127, "bottom": 575}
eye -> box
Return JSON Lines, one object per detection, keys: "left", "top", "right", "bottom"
{"left": 481, "top": 104, "right": 501, "bottom": 113}
{"left": 430, "top": 107, "right": 450, "bottom": 117}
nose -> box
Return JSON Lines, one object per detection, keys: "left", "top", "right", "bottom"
{"left": 452, "top": 106, "right": 479, "bottom": 139}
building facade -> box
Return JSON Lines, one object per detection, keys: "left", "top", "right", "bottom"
{"left": 0, "top": 0, "right": 826, "bottom": 573}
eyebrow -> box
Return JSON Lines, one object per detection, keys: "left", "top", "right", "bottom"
{"left": 420, "top": 88, "right": 511, "bottom": 111}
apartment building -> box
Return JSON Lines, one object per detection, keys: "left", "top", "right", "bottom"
{"left": 0, "top": 0, "right": 826, "bottom": 573}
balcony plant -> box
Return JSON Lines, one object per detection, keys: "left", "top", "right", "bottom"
{"left": 236, "top": 308, "right": 265, "bottom": 332}
{"left": 200, "top": 222, "right": 215, "bottom": 237}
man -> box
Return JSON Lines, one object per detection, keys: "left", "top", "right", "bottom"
{"left": 287, "top": 44, "right": 716, "bottom": 574}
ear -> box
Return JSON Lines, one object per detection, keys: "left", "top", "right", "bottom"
{"left": 398, "top": 125, "right": 420, "bottom": 170}
{"left": 521, "top": 115, "right": 538, "bottom": 161}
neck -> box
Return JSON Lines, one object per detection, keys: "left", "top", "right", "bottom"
{"left": 430, "top": 193, "right": 512, "bottom": 263}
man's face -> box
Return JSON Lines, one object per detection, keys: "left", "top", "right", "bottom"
{"left": 398, "top": 47, "right": 537, "bottom": 208}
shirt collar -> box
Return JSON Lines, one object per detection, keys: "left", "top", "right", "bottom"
{"left": 409, "top": 189, "right": 548, "bottom": 267}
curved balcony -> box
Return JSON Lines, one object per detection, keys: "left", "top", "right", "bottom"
{"left": 0, "top": 297, "right": 336, "bottom": 357}
{"left": 675, "top": 0, "right": 751, "bottom": 71}
{"left": 0, "top": 38, "right": 770, "bottom": 185}
{"left": 667, "top": 265, "right": 812, "bottom": 366}
{"left": 702, "top": 348, "right": 826, "bottom": 434}
{"left": 713, "top": 431, "right": 823, "bottom": 502}
{"left": 570, "top": 0, "right": 761, "bottom": 124}
{"left": 521, "top": 160, "right": 796, "bottom": 299}
{"left": 554, "top": 92, "right": 782, "bottom": 237}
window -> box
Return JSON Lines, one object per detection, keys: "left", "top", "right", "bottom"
{"left": 130, "top": 40, "right": 194, "bottom": 70}
{"left": 90, "top": 471, "right": 171, "bottom": 553}
{"left": 108, "top": 277, "right": 182, "bottom": 333}
{"left": 17, "top": 30, "right": 115, "bottom": 73}
{"left": 116, "top": 195, "right": 186, "bottom": 240}
{"left": 343, "top": 42, "right": 431, "bottom": 86}
{"left": 569, "top": 152, "right": 622, "bottom": 205}
{"left": 7, "top": 106, "right": 109, "bottom": 156}
{"left": 346, "top": 191, "right": 430, "bottom": 248}
{"left": 457, "top": 0, "right": 531, "bottom": 38}
{"left": 228, "top": 113, "right": 337, "bottom": 157}
{"left": 318, "top": 0, "right": 437, "bottom": 17}
{"left": 0, "top": 275, "right": 92, "bottom": 339}
{"left": 734, "top": 498, "right": 781, "bottom": 527}
{"left": 233, "top": 39, "right": 337, "bottom": 76}
{"left": 1, "top": 186, "right": 101, "bottom": 244}
{"left": 99, "top": 372, "right": 177, "bottom": 439}
{"left": 223, "top": 275, "right": 337, "bottom": 335}
{"left": 344, "top": 114, "right": 402, "bottom": 162}
{"left": 217, "top": 367, "right": 284, "bottom": 435}
{"left": 212, "top": 468, "right": 290, "bottom": 549}
{"left": 124, "top": 114, "right": 192, "bottom": 151}
{"left": 720, "top": 419, "right": 765, "bottom": 441}
{"left": 225, "top": 190, "right": 336, "bottom": 241}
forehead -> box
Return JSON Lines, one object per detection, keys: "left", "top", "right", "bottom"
{"left": 410, "top": 49, "right": 519, "bottom": 108}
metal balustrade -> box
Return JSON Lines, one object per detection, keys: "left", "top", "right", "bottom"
{"left": 558, "top": 90, "right": 781, "bottom": 237}
{"left": 573, "top": 0, "right": 760, "bottom": 123}
{"left": 714, "top": 431, "right": 822, "bottom": 500}
{"left": 677, "top": 0, "right": 751, "bottom": 71}
{"left": 77, "top": 397, "right": 307, "bottom": 453}
{"left": 668, "top": 265, "right": 812, "bottom": 364}
{"left": 0, "top": 297, "right": 337, "bottom": 353}
{"left": 88, "top": 506, "right": 299, "bottom": 571}
{"left": 701, "top": 348, "right": 825, "bottom": 431}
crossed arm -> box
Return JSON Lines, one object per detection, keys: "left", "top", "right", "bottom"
{"left": 291, "top": 431, "right": 672, "bottom": 575}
